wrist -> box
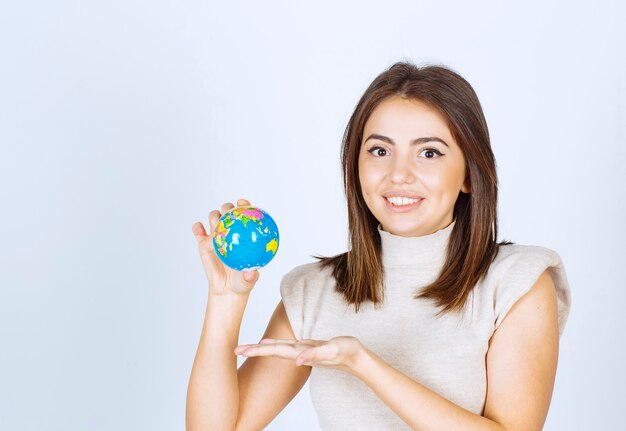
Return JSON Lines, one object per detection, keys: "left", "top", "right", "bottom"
{"left": 206, "top": 292, "right": 250, "bottom": 321}
{"left": 208, "top": 291, "right": 250, "bottom": 300}
{"left": 350, "top": 345, "right": 374, "bottom": 378}
{"left": 208, "top": 288, "right": 251, "bottom": 303}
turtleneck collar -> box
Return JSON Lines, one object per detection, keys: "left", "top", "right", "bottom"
{"left": 377, "top": 219, "right": 456, "bottom": 268}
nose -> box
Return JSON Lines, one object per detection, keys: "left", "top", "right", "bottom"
{"left": 390, "top": 155, "right": 415, "bottom": 184}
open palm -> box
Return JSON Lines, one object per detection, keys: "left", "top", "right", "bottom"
{"left": 235, "top": 335, "right": 365, "bottom": 374}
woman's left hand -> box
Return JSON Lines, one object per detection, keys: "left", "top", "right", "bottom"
{"left": 234, "top": 336, "right": 366, "bottom": 374}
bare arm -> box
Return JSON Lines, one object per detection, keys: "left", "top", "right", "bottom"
{"left": 186, "top": 292, "right": 250, "bottom": 431}
{"left": 235, "top": 300, "right": 311, "bottom": 430}
{"left": 186, "top": 198, "right": 260, "bottom": 431}
{"left": 186, "top": 198, "right": 310, "bottom": 430}
{"left": 349, "top": 269, "right": 559, "bottom": 431}
{"left": 186, "top": 295, "right": 311, "bottom": 431}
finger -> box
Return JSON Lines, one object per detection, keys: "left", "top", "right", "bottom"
{"left": 296, "top": 343, "right": 337, "bottom": 366}
{"left": 259, "top": 338, "right": 297, "bottom": 344}
{"left": 295, "top": 348, "right": 316, "bottom": 366}
{"left": 235, "top": 342, "right": 297, "bottom": 358}
{"left": 242, "top": 269, "right": 259, "bottom": 284}
{"left": 235, "top": 344, "right": 270, "bottom": 356}
{"left": 198, "top": 211, "right": 227, "bottom": 268}
{"left": 237, "top": 340, "right": 295, "bottom": 352}
{"left": 221, "top": 202, "right": 235, "bottom": 214}
{"left": 191, "top": 221, "right": 207, "bottom": 243}
{"left": 298, "top": 339, "right": 324, "bottom": 346}
{"left": 237, "top": 198, "right": 251, "bottom": 207}
{"left": 208, "top": 210, "right": 222, "bottom": 235}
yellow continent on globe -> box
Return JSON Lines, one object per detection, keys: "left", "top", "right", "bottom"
{"left": 266, "top": 238, "right": 278, "bottom": 254}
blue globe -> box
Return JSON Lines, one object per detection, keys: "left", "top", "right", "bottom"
{"left": 212, "top": 206, "right": 280, "bottom": 271}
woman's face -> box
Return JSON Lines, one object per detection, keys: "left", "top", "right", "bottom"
{"left": 358, "top": 95, "right": 470, "bottom": 237}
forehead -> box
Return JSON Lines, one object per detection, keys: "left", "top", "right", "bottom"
{"left": 363, "top": 96, "right": 455, "bottom": 145}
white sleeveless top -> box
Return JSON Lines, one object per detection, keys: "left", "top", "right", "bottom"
{"left": 280, "top": 219, "right": 572, "bottom": 430}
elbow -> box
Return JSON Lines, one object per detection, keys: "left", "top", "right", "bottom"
{"left": 496, "top": 423, "right": 545, "bottom": 431}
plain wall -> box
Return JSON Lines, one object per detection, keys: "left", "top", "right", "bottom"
{"left": 1, "top": 0, "right": 624, "bottom": 429}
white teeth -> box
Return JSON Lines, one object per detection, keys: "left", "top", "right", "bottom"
{"left": 386, "top": 196, "right": 420, "bottom": 206}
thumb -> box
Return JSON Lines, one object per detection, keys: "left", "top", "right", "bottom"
{"left": 296, "top": 348, "right": 315, "bottom": 366}
{"left": 241, "top": 269, "right": 259, "bottom": 285}
{"left": 192, "top": 222, "right": 208, "bottom": 242}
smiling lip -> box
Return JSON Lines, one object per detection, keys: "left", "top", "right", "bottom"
{"left": 383, "top": 196, "right": 423, "bottom": 212}
{"left": 382, "top": 190, "right": 424, "bottom": 199}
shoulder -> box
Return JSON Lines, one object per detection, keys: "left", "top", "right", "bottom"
{"left": 483, "top": 260, "right": 561, "bottom": 430}
{"left": 488, "top": 243, "right": 567, "bottom": 289}
{"left": 489, "top": 243, "right": 572, "bottom": 337}
{"left": 281, "top": 261, "right": 329, "bottom": 285}
{"left": 492, "top": 243, "right": 564, "bottom": 270}
{"left": 283, "top": 260, "right": 324, "bottom": 277}
{"left": 279, "top": 261, "right": 333, "bottom": 296}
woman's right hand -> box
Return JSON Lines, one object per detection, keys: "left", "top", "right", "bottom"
{"left": 192, "top": 198, "right": 260, "bottom": 297}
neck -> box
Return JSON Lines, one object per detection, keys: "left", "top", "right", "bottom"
{"left": 377, "top": 219, "right": 456, "bottom": 268}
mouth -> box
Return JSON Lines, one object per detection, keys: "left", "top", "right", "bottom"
{"left": 383, "top": 196, "right": 423, "bottom": 212}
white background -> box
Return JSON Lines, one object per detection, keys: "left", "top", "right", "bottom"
{"left": 1, "top": 1, "right": 624, "bottom": 429}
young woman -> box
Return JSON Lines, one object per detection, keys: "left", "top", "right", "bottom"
{"left": 186, "top": 61, "right": 572, "bottom": 431}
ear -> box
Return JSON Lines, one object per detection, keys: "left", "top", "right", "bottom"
{"left": 461, "top": 175, "right": 471, "bottom": 194}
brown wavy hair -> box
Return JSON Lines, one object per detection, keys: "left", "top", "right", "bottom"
{"left": 312, "top": 60, "right": 514, "bottom": 317}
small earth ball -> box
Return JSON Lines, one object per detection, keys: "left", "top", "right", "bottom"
{"left": 212, "top": 206, "right": 280, "bottom": 271}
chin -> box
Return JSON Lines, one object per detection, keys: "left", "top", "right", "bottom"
{"left": 380, "top": 219, "right": 417, "bottom": 233}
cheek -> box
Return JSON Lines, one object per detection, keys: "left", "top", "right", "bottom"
{"left": 358, "top": 161, "right": 377, "bottom": 193}
{"left": 419, "top": 166, "right": 462, "bottom": 196}
{"left": 419, "top": 169, "right": 445, "bottom": 190}
{"left": 359, "top": 175, "right": 373, "bottom": 199}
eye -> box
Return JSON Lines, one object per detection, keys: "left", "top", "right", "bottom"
{"left": 419, "top": 147, "right": 444, "bottom": 159}
{"left": 366, "top": 146, "right": 388, "bottom": 157}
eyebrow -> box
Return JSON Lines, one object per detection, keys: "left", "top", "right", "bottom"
{"left": 364, "top": 133, "right": 449, "bottom": 148}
